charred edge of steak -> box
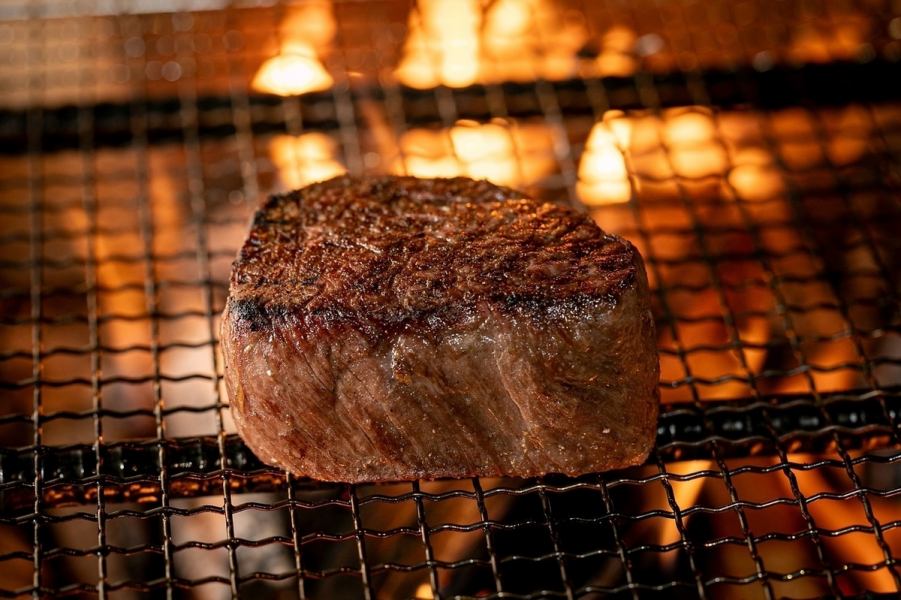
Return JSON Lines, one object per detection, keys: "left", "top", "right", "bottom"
{"left": 228, "top": 176, "right": 639, "bottom": 336}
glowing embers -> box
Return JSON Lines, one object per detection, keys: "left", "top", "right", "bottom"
{"left": 395, "top": 0, "right": 587, "bottom": 88}
{"left": 582, "top": 105, "right": 891, "bottom": 403}
{"left": 251, "top": 1, "right": 335, "bottom": 95}
{"left": 621, "top": 453, "right": 901, "bottom": 597}
{"left": 578, "top": 105, "right": 876, "bottom": 208}
{"left": 393, "top": 119, "right": 554, "bottom": 188}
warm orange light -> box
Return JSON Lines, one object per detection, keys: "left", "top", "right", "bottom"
{"left": 394, "top": 119, "right": 553, "bottom": 188}
{"left": 269, "top": 133, "right": 346, "bottom": 189}
{"left": 251, "top": 1, "right": 335, "bottom": 96}
{"left": 787, "top": 17, "right": 869, "bottom": 64}
{"left": 450, "top": 121, "right": 520, "bottom": 184}
{"left": 396, "top": 0, "right": 586, "bottom": 88}
{"left": 664, "top": 110, "right": 727, "bottom": 178}
{"left": 482, "top": 0, "right": 537, "bottom": 81}
{"left": 279, "top": 0, "right": 336, "bottom": 49}
{"left": 596, "top": 26, "right": 638, "bottom": 77}
{"left": 396, "top": 0, "right": 481, "bottom": 89}
{"left": 253, "top": 42, "right": 334, "bottom": 96}
{"left": 728, "top": 147, "right": 784, "bottom": 202}
{"left": 396, "top": 121, "right": 517, "bottom": 184}
{"left": 578, "top": 117, "right": 632, "bottom": 205}
{"left": 413, "top": 582, "right": 434, "bottom": 599}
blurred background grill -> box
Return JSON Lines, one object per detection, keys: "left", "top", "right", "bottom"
{"left": 1, "top": 1, "right": 900, "bottom": 598}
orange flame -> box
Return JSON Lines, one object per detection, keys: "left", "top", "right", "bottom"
{"left": 253, "top": 42, "right": 333, "bottom": 96}
{"left": 252, "top": 1, "right": 335, "bottom": 96}
{"left": 585, "top": 105, "right": 876, "bottom": 403}
{"left": 578, "top": 115, "right": 632, "bottom": 205}
{"left": 393, "top": 119, "right": 554, "bottom": 188}
{"left": 396, "top": 0, "right": 587, "bottom": 88}
{"left": 269, "top": 133, "right": 346, "bottom": 189}
{"left": 395, "top": 0, "right": 481, "bottom": 89}
{"left": 596, "top": 26, "right": 638, "bottom": 77}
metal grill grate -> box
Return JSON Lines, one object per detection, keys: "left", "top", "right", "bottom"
{"left": 1, "top": 1, "right": 900, "bottom": 598}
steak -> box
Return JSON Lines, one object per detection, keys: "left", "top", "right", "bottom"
{"left": 221, "top": 176, "right": 658, "bottom": 482}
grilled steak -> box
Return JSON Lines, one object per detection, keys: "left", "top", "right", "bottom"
{"left": 222, "top": 176, "right": 658, "bottom": 482}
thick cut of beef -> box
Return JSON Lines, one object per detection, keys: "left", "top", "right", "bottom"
{"left": 221, "top": 176, "right": 658, "bottom": 482}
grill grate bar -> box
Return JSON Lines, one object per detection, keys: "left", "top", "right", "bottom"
{"left": 199, "top": 7, "right": 248, "bottom": 599}
{"left": 660, "top": 79, "right": 778, "bottom": 600}
{"left": 286, "top": 472, "right": 309, "bottom": 600}
{"left": 788, "top": 103, "right": 901, "bottom": 589}
{"left": 595, "top": 475, "right": 638, "bottom": 600}
{"left": 411, "top": 481, "right": 440, "bottom": 599}
{"left": 648, "top": 34, "right": 779, "bottom": 598}
{"left": 471, "top": 477, "right": 504, "bottom": 597}
{"left": 77, "top": 93, "right": 108, "bottom": 600}
{"left": 536, "top": 483, "right": 576, "bottom": 599}
{"left": 115, "top": 10, "right": 178, "bottom": 598}
{"left": 24, "top": 12, "right": 45, "bottom": 600}
{"left": 740, "top": 71, "right": 899, "bottom": 595}
{"left": 654, "top": 453, "right": 708, "bottom": 598}
{"left": 696, "top": 21, "right": 863, "bottom": 595}
{"left": 2, "top": 62, "right": 900, "bottom": 155}
{"left": 0, "top": 391, "right": 897, "bottom": 511}
{"left": 349, "top": 485, "right": 374, "bottom": 600}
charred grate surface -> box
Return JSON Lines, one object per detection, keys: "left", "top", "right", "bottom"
{"left": 0, "top": 389, "right": 898, "bottom": 513}
{"left": 0, "top": 60, "right": 899, "bottom": 155}
{"left": 1, "top": 0, "right": 900, "bottom": 598}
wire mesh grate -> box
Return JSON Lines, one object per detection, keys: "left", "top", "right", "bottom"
{"left": 1, "top": 0, "right": 900, "bottom": 598}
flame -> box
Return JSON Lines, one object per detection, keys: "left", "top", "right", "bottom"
{"left": 449, "top": 120, "right": 518, "bottom": 183}
{"left": 586, "top": 105, "right": 879, "bottom": 403}
{"left": 596, "top": 26, "right": 638, "bottom": 77}
{"left": 393, "top": 119, "right": 553, "bottom": 188}
{"left": 787, "top": 16, "right": 870, "bottom": 64}
{"left": 251, "top": 1, "right": 335, "bottom": 96}
{"left": 395, "top": 0, "right": 481, "bottom": 89}
{"left": 659, "top": 460, "right": 712, "bottom": 568}
{"left": 779, "top": 453, "right": 901, "bottom": 594}
{"left": 278, "top": 0, "right": 336, "bottom": 49}
{"left": 728, "top": 147, "right": 785, "bottom": 202}
{"left": 664, "top": 110, "right": 728, "bottom": 179}
{"left": 414, "top": 582, "right": 434, "bottom": 599}
{"left": 578, "top": 116, "right": 632, "bottom": 205}
{"left": 482, "top": 0, "right": 538, "bottom": 81}
{"left": 578, "top": 106, "right": 736, "bottom": 202}
{"left": 396, "top": 0, "right": 586, "bottom": 88}
{"left": 253, "top": 42, "right": 333, "bottom": 96}
{"left": 269, "top": 133, "right": 346, "bottom": 189}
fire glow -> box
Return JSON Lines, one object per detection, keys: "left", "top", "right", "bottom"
{"left": 2, "top": 2, "right": 900, "bottom": 597}
{"left": 252, "top": 1, "right": 335, "bottom": 96}
{"left": 392, "top": 119, "right": 554, "bottom": 187}
{"left": 395, "top": 0, "right": 587, "bottom": 88}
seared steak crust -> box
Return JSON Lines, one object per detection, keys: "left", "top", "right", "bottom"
{"left": 223, "top": 176, "right": 658, "bottom": 482}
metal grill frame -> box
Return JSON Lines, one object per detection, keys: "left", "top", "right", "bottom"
{"left": 0, "top": 1, "right": 900, "bottom": 598}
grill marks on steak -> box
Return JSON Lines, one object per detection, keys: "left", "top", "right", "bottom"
{"left": 230, "top": 177, "right": 636, "bottom": 330}
{"left": 222, "top": 176, "right": 659, "bottom": 482}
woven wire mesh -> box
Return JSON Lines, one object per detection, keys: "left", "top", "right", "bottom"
{"left": 0, "top": 0, "right": 900, "bottom": 598}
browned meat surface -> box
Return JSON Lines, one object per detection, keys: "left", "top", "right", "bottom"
{"left": 221, "top": 176, "right": 658, "bottom": 482}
